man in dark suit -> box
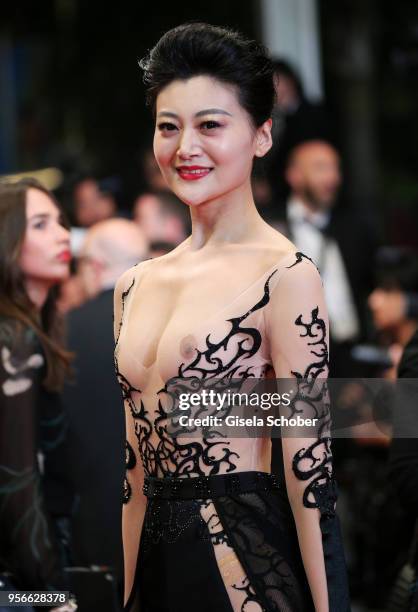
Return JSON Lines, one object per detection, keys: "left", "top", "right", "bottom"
{"left": 63, "top": 219, "right": 148, "bottom": 585}
{"left": 264, "top": 59, "right": 335, "bottom": 208}
{"left": 271, "top": 139, "right": 380, "bottom": 377}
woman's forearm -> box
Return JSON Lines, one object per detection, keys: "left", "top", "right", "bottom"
{"left": 123, "top": 492, "right": 146, "bottom": 607}
{"left": 291, "top": 502, "right": 329, "bottom": 612}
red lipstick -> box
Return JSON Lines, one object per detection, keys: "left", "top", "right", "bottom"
{"left": 57, "top": 250, "right": 72, "bottom": 262}
{"left": 176, "top": 166, "right": 212, "bottom": 181}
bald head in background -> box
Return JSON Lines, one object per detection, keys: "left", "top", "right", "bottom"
{"left": 285, "top": 140, "right": 341, "bottom": 212}
{"left": 79, "top": 218, "right": 148, "bottom": 298}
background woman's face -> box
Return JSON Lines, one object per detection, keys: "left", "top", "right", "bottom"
{"left": 19, "top": 188, "right": 71, "bottom": 285}
{"left": 153, "top": 75, "right": 263, "bottom": 207}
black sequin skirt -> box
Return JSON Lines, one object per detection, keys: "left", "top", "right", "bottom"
{"left": 125, "top": 471, "right": 350, "bottom": 612}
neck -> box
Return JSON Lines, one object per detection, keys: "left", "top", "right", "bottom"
{"left": 188, "top": 180, "right": 264, "bottom": 250}
{"left": 395, "top": 320, "right": 417, "bottom": 347}
{"left": 24, "top": 278, "right": 51, "bottom": 310}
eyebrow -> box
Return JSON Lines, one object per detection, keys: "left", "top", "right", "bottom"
{"left": 157, "top": 108, "right": 232, "bottom": 119}
{"left": 28, "top": 212, "right": 60, "bottom": 222}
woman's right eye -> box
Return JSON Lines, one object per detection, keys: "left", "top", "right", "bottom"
{"left": 157, "top": 122, "right": 178, "bottom": 132}
{"left": 33, "top": 220, "right": 47, "bottom": 230}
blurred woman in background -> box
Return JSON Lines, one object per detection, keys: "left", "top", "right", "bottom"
{"left": 0, "top": 179, "right": 76, "bottom": 611}
{"left": 368, "top": 247, "right": 418, "bottom": 379}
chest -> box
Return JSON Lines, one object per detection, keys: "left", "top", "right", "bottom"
{"left": 115, "top": 273, "right": 272, "bottom": 389}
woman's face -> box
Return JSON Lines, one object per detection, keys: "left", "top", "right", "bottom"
{"left": 19, "top": 188, "right": 71, "bottom": 285}
{"left": 368, "top": 286, "right": 404, "bottom": 331}
{"left": 153, "top": 75, "right": 272, "bottom": 207}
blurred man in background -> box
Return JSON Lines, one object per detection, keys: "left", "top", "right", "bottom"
{"left": 265, "top": 59, "right": 334, "bottom": 207}
{"left": 73, "top": 177, "right": 117, "bottom": 229}
{"left": 63, "top": 219, "right": 148, "bottom": 588}
{"left": 278, "top": 139, "right": 379, "bottom": 376}
{"left": 133, "top": 190, "right": 189, "bottom": 256}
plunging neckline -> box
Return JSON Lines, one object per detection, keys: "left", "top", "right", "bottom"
{"left": 115, "top": 250, "right": 300, "bottom": 375}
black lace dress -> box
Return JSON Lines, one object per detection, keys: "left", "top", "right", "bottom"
{"left": 114, "top": 251, "right": 350, "bottom": 612}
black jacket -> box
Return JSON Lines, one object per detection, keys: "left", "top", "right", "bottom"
{"left": 63, "top": 289, "right": 124, "bottom": 580}
{"left": 389, "top": 329, "right": 418, "bottom": 515}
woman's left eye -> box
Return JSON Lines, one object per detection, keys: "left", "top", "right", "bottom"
{"left": 33, "top": 221, "right": 46, "bottom": 230}
{"left": 200, "top": 120, "right": 221, "bottom": 130}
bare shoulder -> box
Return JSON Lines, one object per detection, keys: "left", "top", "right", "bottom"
{"left": 114, "top": 258, "right": 153, "bottom": 298}
{"left": 136, "top": 239, "right": 193, "bottom": 282}
{"left": 252, "top": 224, "right": 299, "bottom": 267}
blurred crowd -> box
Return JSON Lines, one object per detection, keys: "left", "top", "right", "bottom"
{"left": 1, "top": 59, "right": 418, "bottom": 612}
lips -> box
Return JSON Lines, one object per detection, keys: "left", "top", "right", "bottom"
{"left": 176, "top": 166, "right": 213, "bottom": 181}
{"left": 57, "top": 250, "right": 72, "bottom": 262}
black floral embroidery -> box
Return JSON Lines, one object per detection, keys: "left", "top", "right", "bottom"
{"left": 292, "top": 306, "right": 328, "bottom": 380}
{"left": 124, "top": 441, "right": 137, "bottom": 503}
{"left": 116, "top": 270, "right": 280, "bottom": 480}
{"left": 115, "top": 253, "right": 335, "bottom": 609}
{"left": 213, "top": 492, "right": 306, "bottom": 612}
{"left": 289, "top": 304, "right": 335, "bottom": 517}
{"left": 200, "top": 499, "right": 230, "bottom": 546}
{"left": 178, "top": 269, "right": 277, "bottom": 381}
{"left": 115, "top": 277, "right": 135, "bottom": 347}
{"left": 141, "top": 498, "right": 207, "bottom": 555}
{"left": 232, "top": 578, "right": 265, "bottom": 611}
{"left": 286, "top": 251, "right": 317, "bottom": 271}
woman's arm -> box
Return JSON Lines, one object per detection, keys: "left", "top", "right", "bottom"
{"left": 265, "top": 257, "right": 333, "bottom": 612}
{"left": 114, "top": 269, "right": 147, "bottom": 609}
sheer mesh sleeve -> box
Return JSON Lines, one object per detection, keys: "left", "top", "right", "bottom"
{"left": 0, "top": 318, "right": 64, "bottom": 591}
{"left": 265, "top": 255, "right": 335, "bottom": 516}
{"left": 264, "top": 255, "right": 335, "bottom": 611}
{"left": 114, "top": 267, "right": 147, "bottom": 609}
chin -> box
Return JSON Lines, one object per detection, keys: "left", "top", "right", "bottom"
{"left": 49, "top": 269, "right": 71, "bottom": 284}
{"left": 182, "top": 196, "right": 209, "bottom": 207}
{"left": 174, "top": 185, "right": 235, "bottom": 208}
{"left": 173, "top": 189, "right": 211, "bottom": 207}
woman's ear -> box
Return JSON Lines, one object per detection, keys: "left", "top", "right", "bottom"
{"left": 255, "top": 118, "right": 273, "bottom": 158}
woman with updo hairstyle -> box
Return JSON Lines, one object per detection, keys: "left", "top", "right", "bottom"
{"left": 114, "top": 23, "right": 349, "bottom": 612}
{"left": 0, "top": 179, "right": 76, "bottom": 611}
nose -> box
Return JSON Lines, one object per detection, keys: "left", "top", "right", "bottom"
{"left": 177, "top": 127, "right": 201, "bottom": 159}
{"left": 56, "top": 222, "right": 70, "bottom": 244}
{"left": 368, "top": 289, "right": 383, "bottom": 311}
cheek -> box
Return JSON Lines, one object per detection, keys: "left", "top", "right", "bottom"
{"left": 213, "top": 139, "right": 254, "bottom": 177}
{"left": 153, "top": 135, "right": 175, "bottom": 170}
{"left": 214, "top": 129, "right": 255, "bottom": 166}
{"left": 19, "top": 235, "right": 47, "bottom": 276}
{"left": 19, "top": 233, "right": 68, "bottom": 281}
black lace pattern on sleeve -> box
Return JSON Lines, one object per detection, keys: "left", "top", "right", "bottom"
{"left": 288, "top": 303, "right": 336, "bottom": 518}
{"left": 115, "top": 254, "right": 344, "bottom": 611}
{"left": 115, "top": 253, "right": 336, "bottom": 518}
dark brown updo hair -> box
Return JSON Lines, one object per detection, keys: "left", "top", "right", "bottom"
{"left": 139, "top": 22, "right": 275, "bottom": 128}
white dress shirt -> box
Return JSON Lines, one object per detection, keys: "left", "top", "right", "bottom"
{"left": 287, "top": 197, "right": 360, "bottom": 342}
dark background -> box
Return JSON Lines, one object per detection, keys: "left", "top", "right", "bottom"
{"left": 1, "top": 0, "right": 418, "bottom": 240}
